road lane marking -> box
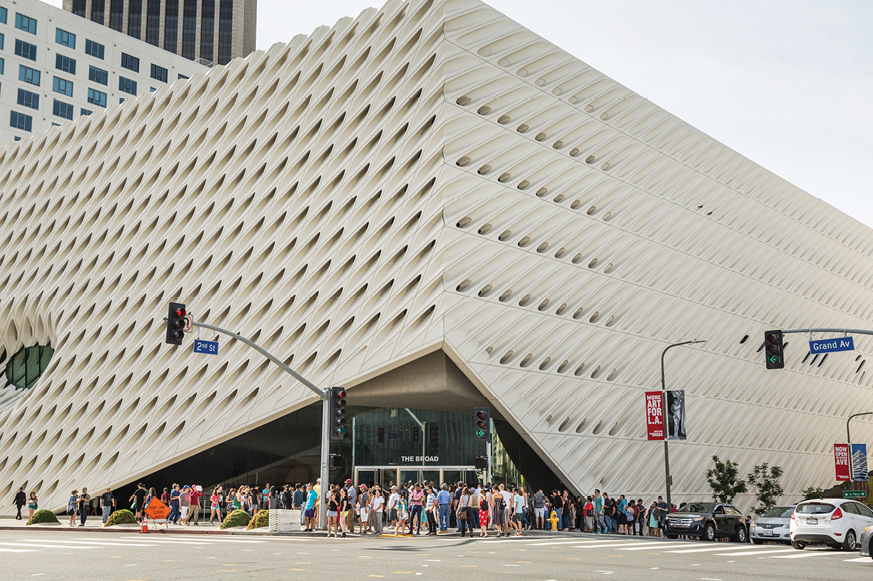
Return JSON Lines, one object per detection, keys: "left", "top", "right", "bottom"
{"left": 668, "top": 546, "right": 766, "bottom": 553}
{"left": 772, "top": 552, "right": 843, "bottom": 559}
{"left": 716, "top": 549, "right": 795, "bottom": 556}
{"left": 0, "top": 543, "right": 96, "bottom": 550}
{"left": 576, "top": 542, "right": 673, "bottom": 549}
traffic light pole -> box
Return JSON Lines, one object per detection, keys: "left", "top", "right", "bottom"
{"left": 185, "top": 320, "right": 330, "bottom": 529}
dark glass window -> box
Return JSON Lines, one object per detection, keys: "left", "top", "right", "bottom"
{"left": 14, "top": 40, "right": 37, "bottom": 61}
{"left": 5, "top": 345, "right": 54, "bottom": 390}
{"left": 109, "top": 0, "right": 123, "bottom": 32}
{"left": 52, "top": 76, "right": 74, "bottom": 97}
{"left": 16, "top": 88, "right": 39, "bottom": 110}
{"left": 55, "top": 28, "right": 76, "bottom": 49}
{"left": 121, "top": 53, "right": 140, "bottom": 72}
{"left": 178, "top": 73, "right": 189, "bottom": 80}
{"left": 146, "top": 0, "right": 160, "bottom": 46}
{"left": 218, "top": 0, "right": 233, "bottom": 65}
{"left": 53, "top": 100, "right": 74, "bottom": 120}
{"left": 89, "top": 65, "right": 108, "bottom": 85}
{"left": 118, "top": 76, "right": 137, "bottom": 95}
{"left": 87, "top": 87, "right": 107, "bottom": 107}
{"left": 0, "top": 59, "right": 5, "bottom": 76}
{"left": 200, "top": 0, "right": 215, "bottom": 64}
{"left": 150, "top": 63, "right": 168, "bottom": 83}
{"left": 164, "top": 0, "right": 179, "bottom": 53}
{"left": 18, "top": 65, "right": 40, "bottom": 86}
{"left": 0, "top": 7, "right": 7, "bottom": 24}
{"left": 182, "top": 0, "right": 197, "bottom": 60}
{"left": 10, "top": 110, "right": 32, "bottom": 132}
{"left": 14, "top": 13, "right": 37, "bottom": 35}
{"left": 0, "top": 34, "right": 5, "bottom": 51}
{"left": 81, "top": 108, "right": 93, "bottom": 116}
{"left": 72, "top": 1, "right": 86, "bottom": 17}
{"left": 128, "top": 0, "right": 142, "bottom": 40}
{"left": 85, "top": 39, "right": 106, "bottom": 60}
{"left": 55, "top": 54, "right": 76, "bottom": 75}
{"left": 90, "top": 0, "right": 105, "bottom": 25}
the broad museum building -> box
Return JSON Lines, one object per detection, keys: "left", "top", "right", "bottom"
{"left": 2, "top": 0, "right": 872, "bottom": 514}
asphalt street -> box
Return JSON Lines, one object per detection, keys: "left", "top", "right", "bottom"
{"left": 2, "top": 529, "right": 872, "bottom": 580}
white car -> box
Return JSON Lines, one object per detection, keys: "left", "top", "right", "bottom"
{"left": 790, "top": 499, "right": 873, "bottom": 551}
{"left": 750, "top": 505, "right": 795, "bottom": 544}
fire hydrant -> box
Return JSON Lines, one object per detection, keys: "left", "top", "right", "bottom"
{"left": 548, "top": 510, "right": 559, "bottom": 531}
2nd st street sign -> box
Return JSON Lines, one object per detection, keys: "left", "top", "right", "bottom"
{"left": 809, "top": 336, "right": 854, "bottom": 354}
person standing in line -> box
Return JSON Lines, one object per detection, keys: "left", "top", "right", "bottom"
{"left": 77, "top": 488, "right": 91, "bottom": 527}
{"left": 512, "top": 487, "right": 525, "bottom": 536}
{"left": 437, "top": 484, "right": 451, "bottom": 533}
{"left": 393, "top": 491, "right": 409, "bottom": 536}
{"left": 584, "top": 496, "right": 595, "bottom": 532}
{"left": 12, "top": 487, "right": 26, "bottom": 520}
{"left": 634, "top": 499, "right": 644, "bottom": 536}
{"left": 99, "top": 488, "right": 114, "bottom": 523}
{"left": 648, "top": 502, "right": 661, "bottom": 537}
{"left": 617, "top": 495, "right": 628, "bottom": 534}
{"left": 358, "top": 484, "right": 370, "bottom": 535}
{"left": 530, "top": 488, "right": 546, "bottom": 530}
{"left": 345, "top": 480, "right": 357, "bottom": 532}
{"left": 326, "top": 485, "right": 339, "bottom": 538}
{"left": 67, "top": 489, "right": 78, "bottom": 526}
{"left": 408, "top": 483, "right": 424, "bottom": 535}
{"left": 593, "top": 490, "right": 603, "bottom": 533}
{"left": 338, "top": 487, "right": 350, "bottom": 538}
{"left": 601, "top": 493, "right": 612, "bottom": 533}
{"left": 129, "top": 483, "right": 147, "bottom": 523}
{"left": 209, "top": 488, "right": 222, "bottom": 525}
{"left": 313, "top": 478, "right": 322, "bottom": 529}
{"left": 294, "top": 483, "right": 306, "bottom": 526}
{"left": 657, "top": 496, "right": 668, "bottom": 533}
{"left": 26, "top": 491, "right": 38, "bottom": 520}
{"left": 268, "top": 486, "right": 278, "bottom": 510}
{"left": 371, "top": 485, "right": 385, "bottom": 536}
{"left": 426, "top": 485, "right": 438, "bottom": 536}
{"left": 387, "top": 485, "right": 399, "bottom": 531}
{"left": 550, "top": 490, "right": 564, "bottom": 531}
{"left": 303, "top": 483, "right": 317, "bottom": 532}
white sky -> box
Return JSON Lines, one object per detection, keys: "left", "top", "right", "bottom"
{"left": 45, "top": 0, "right": 873, "bottom": 228}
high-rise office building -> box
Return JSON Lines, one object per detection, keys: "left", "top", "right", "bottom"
{"left": 62, "top": 0, "right": 256, "bottom": 66}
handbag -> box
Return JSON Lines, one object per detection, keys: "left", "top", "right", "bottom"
{"left": 458, "top": 510, "right": 467, "bottom": 521}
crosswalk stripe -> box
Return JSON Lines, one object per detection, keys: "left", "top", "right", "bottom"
{"left": 0, "top": 548, "right": 39, "bottom": 553}
{"left": 0, "top": 542, "right": 96, "bottom": 550}
{"left": 843, "top": 557, "right": 871, "bottom": 562}
{"left": 716, "top": 548, "right": 796, "bottom": 556}
{"left": 618, "top": 543, "right": 711, "bottom": 551}
{"left": 772, "top": 551, "right": 843, "bottom": 559}
{"left": 11, "top": 540, "right": 160, "bottom": 547}
{"left": 575, "top": 542, "right": 670, "bottom": 549}
{"left": 525, "top": 540, "right": 622, "bottom": 546}
{"left": 667, "top": 546, "right": 763, "bottom": 553}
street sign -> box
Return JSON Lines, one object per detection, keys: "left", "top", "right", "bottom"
{"left": 809, "top": 336, "right": 854, "bottom": 354}
{"left": 843, "top": 490, "right": 867, "bottom": 499}
{"left": 193, "top": 339, "right": 219, "bottom": 355}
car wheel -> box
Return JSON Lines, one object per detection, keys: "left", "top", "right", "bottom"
{"left": 704, "top": 523, "right": 716, "bottom": 542}
{"left": 843, "top": 529, "right": 857, "bottom": 551}
{"left": 791, "top": 540, "right": 804, "bottom": 550}
{"left": 735, "top": 526, "right": 747, "bottom": 543}
{"left": 752, "top": 538, "right": 763, "bottom": 545}
{"left": 666, "top": 534, "right": 677, "bottom": 540}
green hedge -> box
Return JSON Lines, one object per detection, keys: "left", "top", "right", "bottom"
{"left": 246, "top": 509, "right": 269, "bottom": 530}
{"left": 25, "top": 509, "right": 59, "bottom": 526}
{"left": 220, "top": 509, "right": 252, "bottom": 530}
{"left": 105, "top": 509, "right": 137, "bottom": 527}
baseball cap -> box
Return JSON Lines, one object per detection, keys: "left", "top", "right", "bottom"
{"left": 360, "top": 484, "right": 368, "bottom": 490}
{"left": 346, "top": 479, "right": 352, "bottom": 484}
{"left": 391, "top": 485, "right": 397, "bottom": 490}
{"left": 183, "top": 485, "right": 190, "bottom": 490}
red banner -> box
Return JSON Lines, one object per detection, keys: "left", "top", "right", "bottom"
{"left": 645, "top": 391, "right": 664, "bottom": 441}
{"left": 835, "top": 443, "right": 851, "bottom": 481}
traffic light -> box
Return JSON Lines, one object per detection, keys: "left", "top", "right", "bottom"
{"left": 474, "top": 407, "right": 490, "bottom": 442}
{"left": 765, "top": 330, "right": 784, "bottom": 369}
{"left": 413, "top": 426, "right": 420, "bottom": 441}
{"left": 428, "top": 424, "right": 439, "bottom": 455}
{"left": 328, "top": 387, "right": 347, "bottom": 440}
{"left": 378, "top": 427, "right": 385, "bottom": 443}
{"left": 165, "top": 302, "right": 187, "bottom": 345}
{"left": 475, "top": 456, "right": 487, "bottom": 470}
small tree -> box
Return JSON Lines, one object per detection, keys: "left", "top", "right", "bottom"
{"left": 706, "top": 455, "right": 747, "bottom": 504}
{"left": 747, "top": 463, "right": 784, "bottom": 515}
{"left": 801, "top": 486, "right": 824, "bottom": 500}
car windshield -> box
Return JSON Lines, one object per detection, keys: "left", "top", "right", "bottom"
{"left": 676, "top": 503, "right": 714, "bottom": 513}
{"left": 796, "top": 502, "right": 835, "bottom": 515}
{"left": 763, "top": 506, "right": 795, "bottom": 518}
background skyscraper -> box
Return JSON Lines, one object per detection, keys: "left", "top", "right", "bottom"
{"left": 62, "top": 0, "right": 256, "bottom": 65}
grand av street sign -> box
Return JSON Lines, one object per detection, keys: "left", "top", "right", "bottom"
{"left": 810, "top": 336, "right": 854, "bottom": 354}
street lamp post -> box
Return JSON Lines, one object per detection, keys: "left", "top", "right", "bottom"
{"left": 661, "top": 339, "right": 706, "bottom": 510}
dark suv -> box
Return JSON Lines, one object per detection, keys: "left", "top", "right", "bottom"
{"left": 664, "top": 502, "right": 747, "bottom": 542}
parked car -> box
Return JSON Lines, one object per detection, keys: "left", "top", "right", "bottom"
{"left": 750, "top": 505, "right": 795, "bottom": 544}
{"left": 664, "top": 502, "right": 747, "bottom": 542}
{"left": 790, "top": 499, "right": 873, "bottom": 550}
{"left": 859, "top": 525, "right": 873, "bottom": 558}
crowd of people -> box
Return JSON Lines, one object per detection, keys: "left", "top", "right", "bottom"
{"left": 34, "top": 478, "right": 691, "bottom": 538}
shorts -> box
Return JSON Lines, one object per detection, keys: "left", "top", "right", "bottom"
{"left": 535, "top": 507, "right": 546, "bottom": 518}
{"left": 327, "top": 510, "right": 337, "bottom": 517}
{"left": 389, "top": 509, "right": 398, "bottom": 521}
{"left": 304, "top": 509, "right": 315, "bottom": 518}
{"left": 360, "top": 509, "right": 369, "bottom": 520}
{"left": 618, "top": 514, "right": 627, "bottom": 525}
{"left": 511, "top": 513, "right": 522, "bottom": 523}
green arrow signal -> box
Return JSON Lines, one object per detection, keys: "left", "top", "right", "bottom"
{"left": 476, "top": 429, "right": 485, "bottom": 438}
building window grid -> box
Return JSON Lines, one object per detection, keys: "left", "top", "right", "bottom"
{"left": 118, "top": 76, "right": 137, "bottom": 96}
{"left": 0, "top": 7, "right": 7, "bottom": 25}
{"left": 218, "top": 0, "right": 233, "bottom": 65}
{"left": 16, "top": 88, "right": 38, "bottom": 110}
{"left": 146, "top": 0, "right": 160, "bottom": 47}
{"left": 18, "top": 65, "right": 40, "bottom": 86}
{"left": 128, "top": 0, "right": 142, "bottom": 40}
{"left": 87, "top": 87, "right": 107, "bottom": 108}
{"left": 14, "top": 40, "right": 37, "bottom": 61}
{"left": 182, "top": 0, "right": 197, "bottom": 61}
{"left": 80, "top": 108, "right": 93, "bottom": 116}
{"left": 10, "top": 110, "right": 32, "bottom": 132}
{"left": 164, "top": 0, "right": 179, "bottom": 53}
{"left": 55, "top": 28, "right": 76, "bottom": 49}
{"left": 88, "top": 65, "right": 108, "bottom": 86}
{"left": 14, "top": 13, "right": 37, "bottom": 35}
{"left": 109, "top": 0, "right": 123, "bottom": 32}
{"left": 52, "top": 99, "right": 74, "bottom": 120}
{"left": 85, "top": 39, "right": 105, "bottom": 60}
{"left": 90, "top": 0, "right": 105, "bottom": 26}
{"left": 53, "top": 76, "right": 74, "bottom": 98}
{"left": 200, "top": 0, "right": 215, "bottom": 65}
{"left": 150, "top": 63, "right": 168, "bottom": 83}
{"left": 55, "top": 54, "right": 76, "bottom": 75}
{"left": 121, "top": 52, "right": 140, "bottom": 73}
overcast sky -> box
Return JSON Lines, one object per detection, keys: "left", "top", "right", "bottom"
{"left": 47, "top": 0, "right": 873, "bottom": 228}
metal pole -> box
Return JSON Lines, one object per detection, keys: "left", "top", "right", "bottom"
{"left": 660, "top": 339, "right": 706, "bottom": 512}
{"left": 319, "top": 395, "right": 330, "bottom": 530}
{"left": 847, "top": 412, "right": 873, "bottom": 491}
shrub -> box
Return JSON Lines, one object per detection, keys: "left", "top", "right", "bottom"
{"left": 220, "top": 509, "right": 252, "bottom": 530}
{"left": 246, "top": 509, "right": 269, "bottom": 530}
{"left": 105, "top": 509, "right": 137, "bottom": 527}
{"left": 25, "top": 509, "right": 59, "bottom": 526}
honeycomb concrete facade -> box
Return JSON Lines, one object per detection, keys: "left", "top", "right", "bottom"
{"left": 1, "top": 0, "right": 872, "bottom": 513}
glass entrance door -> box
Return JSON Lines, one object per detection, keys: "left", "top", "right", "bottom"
{"left": 354, "top": 466, "right": 477, "bottom": 488}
